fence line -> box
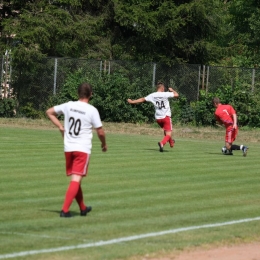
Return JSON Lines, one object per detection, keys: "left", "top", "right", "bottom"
{"left": 1, "top": 57, "right": 260, "bottom": 113}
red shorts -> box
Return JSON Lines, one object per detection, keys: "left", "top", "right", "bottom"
{"left": 156, "top": 116, "right": 172, "bottom": 131}
{"left": 225, "top": 127, "right": 238, "bottom": 143}
{"left": 64, "top": 151, "right": 90, "bottom": 177}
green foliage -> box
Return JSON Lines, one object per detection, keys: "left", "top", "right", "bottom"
{"left": 180, "top": 104, "right": 195, "bottom": 125}
{"left": 214, "top": 84, "right": 234, "bottom": 104}
{"left": 46, "top": 68, "right": 96, "bottom": 110}
{"left": 191, "top": 83, "right": 260, "bottom": 127}
{"left": 18, "top": 102, "right": 44, "bottom": 119}
{"left": 1, "top": 0, "right": 260, "bottom": 67}
{"left": 226, "top": 0, "right": 260, "bottom": 67}
{"left": 45, "top": 67, "right": 260, "bottom": 128}
{"left": 0, "top": 0, "right": 225, "bottom": 64}
{"left": 91, "top": 73, "right": 151, "bottom": 123}
{"left": 0, "top": 98, "right": 16, "bottom": 117}
{"left": 47, "top": 69, "right": 152, "bottom": 123}
{"left": 213, "top": 83, "right": 260, "bottom": 127}
{"left": 194, "top": 90, "right": 215, "bottom": 126}
{"left": 0, "top": 1, "right": 111, "bottom": 59}
{"left": 11, "top": 57, "right": 54, "bottom": 119}
{"left": 112, "top": 0, "right": 223, "bottom": 64}
{"left": 2, "top": 1, "right": 260, "bottom": 126}
{"left": 232, "top": 84, "right": 260, "bottom": 127}
{"left": 171, "top": 94, "right": 195, "bottom": 125}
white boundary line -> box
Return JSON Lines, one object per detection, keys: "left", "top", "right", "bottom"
{"left": 1, "top": 216, "right": 260, "bottom": 259}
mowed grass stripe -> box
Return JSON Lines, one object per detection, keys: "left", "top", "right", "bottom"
{"left": 1, "top": 218, "right": 260, "bottom": 260}
{"left": 0, "top": 126, "right": 259, "bottom": 259}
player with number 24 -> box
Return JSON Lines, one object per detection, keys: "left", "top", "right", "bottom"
{"left": 127, "top": 81, "right": 179, "bottom": 152}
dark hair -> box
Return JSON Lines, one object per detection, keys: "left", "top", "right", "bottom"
{"left": 212, "top": 97, "right": 220, "bottom": 104}
{"left": 78, "top": 82, "right": 93, "bottom": 99}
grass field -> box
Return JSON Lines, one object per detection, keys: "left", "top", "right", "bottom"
{"left": 0, "top": 119, "right": 259, "bottom": 260}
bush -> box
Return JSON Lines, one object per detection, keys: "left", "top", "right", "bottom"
{"left": 192, "top": 83, "right": 260, "bottom": 127}
{"left": 46, "top": 69, "right": 154, "bottom": 123}
{"left": 173, "top": 95, "right": 195, "bottom": 125}
{"left": 92, "top": 73, "right": 153, "bottom": 123}
{"left": 193, "top": 90, "right": 215, "bottom": 126}
{"left": 0, "top": 98, "right": 17, "bottom": 117}
{"left": 18, "top": 102, "right": 44, "bottom": 119}
{"left": 45, "top": 69, "right": 260, "bottom": 127}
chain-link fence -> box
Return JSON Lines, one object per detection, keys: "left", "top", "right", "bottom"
{"left": 0, "top": 56, "right": 259, "bottom": 115}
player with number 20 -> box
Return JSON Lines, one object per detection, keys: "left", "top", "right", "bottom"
{"left": 46, "top": 82, "right": 107, "bottom": 217}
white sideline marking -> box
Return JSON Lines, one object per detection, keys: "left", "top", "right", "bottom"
{"left": 0, "top": 216, "right": 260, "bottom": 259}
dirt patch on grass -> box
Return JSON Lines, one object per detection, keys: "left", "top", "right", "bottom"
{"left": 174, "top": 242, "right": 260, "bottom": 260}
{"left": 141, "top": 242, "right": 260, "bottom": 260}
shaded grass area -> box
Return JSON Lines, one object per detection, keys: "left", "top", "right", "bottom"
{"left": 0, "top": 122, "right": 259, "bottom": 260}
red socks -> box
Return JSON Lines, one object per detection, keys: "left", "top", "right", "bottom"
{"left": 75, "top": 185, "right": 87, "bottom": 211}
{"left": 62, "top": 181, "right": 86, "bottom": 212}
{"left": 161, "top": 135, "right": 170, "bottom": 145}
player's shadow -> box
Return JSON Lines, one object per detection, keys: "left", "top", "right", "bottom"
{"left": 42, "top": 209, "right": 80, "bottom": 217}
{"left": 208, "top": 152, "right": 230, "bottom": 156}
{"left": 144, "top": 149, "right": 169, "bottom": 152}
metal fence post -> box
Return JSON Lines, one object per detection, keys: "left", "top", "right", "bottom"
{"left": 201, "top": 65, "right": 205, "bottom": 90}
{"left": 252, "top": 68, "right": 255, "bottom": 92}
{"left": 152, "top": 63, "right": 156, "bottom": 88}
{"left": 206, "top": 66, "right": 209, "bottom": 93}
{"left": 53, "top": 58, "right": 57, "bottom": 95}
{"left": 100, "top": 61, "right": 102, "bottom": 77}
{"left": 3, "top": 50, "right": 10, "bottom": 98}
{"left": 0, "top": 56, "right": 3, "bottom": 97}
{"left": 8, "top": 55, "right": 12, "bottom": 96}
{"left": 197, "top": 65, "right": 201, "bottom": 100}
{"left": 104, "top": 60, "right": 107, "bottom": 73}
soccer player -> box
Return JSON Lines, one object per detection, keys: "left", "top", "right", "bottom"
{"left": 127, "top": 81, "right": 179, "bottom": 152}
{"left": 46, "top": 82, "right": 107, "bottom": 217}
{"left": 212, "top": 97, "right": 248, "bottom": 156}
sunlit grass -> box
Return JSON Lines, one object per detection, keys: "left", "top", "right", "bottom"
{"left": 0, "top": 122, "right": 259, "bottom": 260}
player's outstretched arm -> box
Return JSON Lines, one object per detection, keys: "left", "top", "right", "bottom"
{"left": 127, "top": 97, "right": 146, "bottom": 104}
{"left": 96, "top": 127, "right": 107, "bottom": 152}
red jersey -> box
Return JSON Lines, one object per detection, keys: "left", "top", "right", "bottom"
{"left": 214, "top": 104, "right": 236, "bottom": 128}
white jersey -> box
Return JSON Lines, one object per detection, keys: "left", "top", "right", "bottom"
{"left": 54, "top": 101, "right": 102, "bottom": 154}
{"left": 145, "top": 92, "right": 174, "bottom": 119}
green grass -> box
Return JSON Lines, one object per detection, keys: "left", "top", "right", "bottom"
{"left": 0, "top": 126, "right": 259, "bottom": 260}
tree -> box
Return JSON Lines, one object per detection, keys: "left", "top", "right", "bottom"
{"left": 111, "top": 0, "right": 224, "bottom": 64}
{"left": 226, "top": 0, "right": 260, "bottom": 67}
{"left": 0, "top": 0, "right": 227, "bottom": 65}
{"left": 0, "top": 0, "right": 114, "bottom": 116}
{"left": 0, "top": 0, "right": 112, "bottom": 60}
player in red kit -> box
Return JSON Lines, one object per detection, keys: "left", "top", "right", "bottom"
{"left": 212, "top": 97, "right": 248, "bottom": 156}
